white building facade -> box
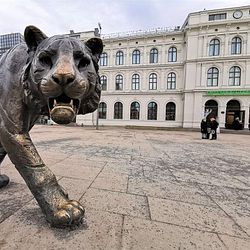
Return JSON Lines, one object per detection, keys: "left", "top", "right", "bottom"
{"left": 77, "top": 5, "right": 250, "bottom": 129}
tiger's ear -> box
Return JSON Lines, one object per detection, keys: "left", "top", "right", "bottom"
{"left": 85, "top": 38, "right": 103, "bottom": 62}
{"left": 24, "top": 26, "right": 47, "bottom": 52}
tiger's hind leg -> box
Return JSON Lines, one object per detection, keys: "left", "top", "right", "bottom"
{"left": 0, "top": 143, "right": 9, "bottom": 188}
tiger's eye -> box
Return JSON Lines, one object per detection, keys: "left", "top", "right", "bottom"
{"left": 39, "top": 54, "right": 52, "bottom": 68}
{"left": 78, "top": 57, "right": 90, "bottom": 70}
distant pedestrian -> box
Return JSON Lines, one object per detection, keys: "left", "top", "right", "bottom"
{"left": 210, "top": 117, "right": 219, "bottom": 140}
{"left": 232, "top": 117, "right": 242, "bottom": 130}
{"left": 200, "top": 118, "right": 209, "bottom": 139}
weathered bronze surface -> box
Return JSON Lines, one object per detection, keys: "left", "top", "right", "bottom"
{"left": 0, "top": 26, "right": 103, "bottom": 227}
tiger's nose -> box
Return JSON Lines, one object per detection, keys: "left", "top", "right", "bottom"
{"left": 52, "top": 73, "right": 75, "bottom": 85}
{"left": 52, "top": 55, "right": 76, "bottom": 85}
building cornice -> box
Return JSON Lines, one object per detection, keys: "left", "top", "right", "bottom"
{"left": 102, "top": 90, "right": 183, "bottom": 96}
{"left": 100, "top": 63, "right": 184, "bottom": 71}
{"left": 183, "top": 88, "right": 250, "bottom": 93}
{"left": 102, "top": 28, "right": 183, "bottom": 41}
{"left": 185, "top": 20, "right": 250, "bottom": 31}
{"left": 186, "top": 55, "right": 250, "bottom": 64}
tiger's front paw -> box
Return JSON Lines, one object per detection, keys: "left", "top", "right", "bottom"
{"left": 50, "top": 200, "right": 85, "bottom": 228}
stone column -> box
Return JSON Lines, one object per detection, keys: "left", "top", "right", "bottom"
{"left": 242, "top": 105, "right": 249, "bottom": 129}
{"left": 218, "top": 104, "right": 226, "bottom": 128}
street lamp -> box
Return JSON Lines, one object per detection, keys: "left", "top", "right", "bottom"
{"left": 96, "top": 22, "right": 102, "bottom": 130}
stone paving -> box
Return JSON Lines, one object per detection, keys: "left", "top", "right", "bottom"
{"left": 0, "top": 125, "right": 250, "bottom": 250}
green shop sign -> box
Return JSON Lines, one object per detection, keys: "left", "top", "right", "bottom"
{"left": 207, "top": 90, "right": 250, "bottom": 96}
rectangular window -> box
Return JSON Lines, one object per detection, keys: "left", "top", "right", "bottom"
{"left": 100, "top": 53, "right": 108, "bottom": 66}
{"left": 209, "top": 13, "right": 227, "bottom": 21}
{"left": 132, "top": 81, "right": 139, "bottom": 90}
{"left": 69, "top": 35, "right": 80, "bottom": 39}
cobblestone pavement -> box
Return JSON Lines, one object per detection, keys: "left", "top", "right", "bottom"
{"left": 0, "top": 125, "right": 250, "bottom": 250}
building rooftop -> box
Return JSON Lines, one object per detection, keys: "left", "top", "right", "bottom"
{"left": 102, "top": 26, "right": 181, "bottom": 40}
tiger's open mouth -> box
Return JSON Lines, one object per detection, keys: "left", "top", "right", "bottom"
{"left": 48, "top": 93, "right": 80, "bottom": 124}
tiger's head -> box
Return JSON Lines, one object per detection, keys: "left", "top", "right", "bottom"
{"left": 23, "top": 26, "right": 103, "bottom": 124}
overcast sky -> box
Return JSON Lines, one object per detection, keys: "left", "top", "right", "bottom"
{"left": 0, "top": 0, "right": 249, "bottom": 36}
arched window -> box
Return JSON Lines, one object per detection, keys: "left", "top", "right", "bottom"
{"left": 147, "top": 102, "right": 157, "bottom": 120}
{"left": 231, "top": 37, "right": 242, "bottom": 55}
{"left": 207, "top": 67, "right": 219, "bottom": 87}
{"left": 229, "top": 66, "right": 241, "bottom": 86}
{"left": 114, "top": 102, "right": 123, "bottom": 119}
{"left": 100, "top": 52, "right": 108, "bottom": 66}
{"left": 209, "top": 39, "right": 220, "bottom": 56}
{"left": 150, "top": 48, "right": 158, "bottom": 63}
{"left": 168, "top": 47, "right": 177, "bottom": 62}
{"left": 166, "top": 102, "right": 176, "bottom": 120}
{"left": 130, "top": 102, "right": 140, "bottom": 120}
{"left": 100, "top": 75, "right": 107, "bottom": 91}
{"left": 131, "top": 74, "right": 140, "bottom": 90}
{"left": 98, "top": 102, "right": 107, "bottom": 119}
{"left": 132, "top": 49, "right": 140, "bottom": 64}
{"left": 205, "top": 100, "right": 218, "bottom": 119}
{"left": 149, "top": 73, "right": 157, "bottom": 90}
{"left": 115, "top": 74, "right": 123, "bottom": 90}
{"left": 116, "top": 51, "right": 124, "bottom": 65}
{"left": 167, "top": 72, "right": 176, "bottom": 89}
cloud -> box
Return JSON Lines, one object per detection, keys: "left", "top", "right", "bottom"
{"left": 0, "top": 0, "right": 249, "bottom": 36}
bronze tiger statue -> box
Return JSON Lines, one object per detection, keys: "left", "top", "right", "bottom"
{"left": 0, "top": 26, "right": 103, "bottom": 227}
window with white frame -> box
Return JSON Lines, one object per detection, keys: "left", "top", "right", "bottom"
{"left": 209, "top": 39, "right": 220, "bottom": 56}
{"left": 100, "top": 52, "right": 108, "bottom": 66}
{"left": 131, "top": 74, "right": 140, "bottom": 90}
{"left": 114, "top": 102, "right": 123, "bottom": 119}
{"left": 166, "top": 102, "right": 176, "bottom": 120}
{"left": 100, "top": 75, "right": 107, "bottom": 91}
{"left": 150, "top": 48, "right": 158, "bottom": 63}
{"left": 149, "top": 73, "right": 157, "bottom": 90}
{"left": 132, "top": 49, "right": 140, "bottom": 64}
{"left": 98, "top": 102, "right": 107, "bottom": 119}
{"left": 116, "top": 50, "right": 124, "bottom": 65}
{"left": 231, "top": 37, "right": 242, "bottom": 55}
{"left": 167, "top": 72, "right": 176, "bottom": 89}
{"left": 147, "top": 102, "right": 157, "bottom": 120}
{"left": 168, "top": 47, "right": 177, "bottom": 62}
{"left": 130, "top": 102, "right": 140, "bottom": 120}
{"left": 115, "top": 74, "right": 123, "bottom": 90}
{"left": 229, "top": 66, "right": 241, "bottom": 86}
{"left": 207, "top": 67, "right": 219, "bottom": 87}
{"left": 208, "top": 13, "right": 227, "bottom": 21}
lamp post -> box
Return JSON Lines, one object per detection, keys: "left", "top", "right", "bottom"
{"left": 96, "top": 103, "right": 99, "bottom": 130}
{"left": 96, "top": 22, "right": 102, "bottom": 130}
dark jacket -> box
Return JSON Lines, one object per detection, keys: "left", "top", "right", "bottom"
{"left": 232, "top": 119, "right": 241, "bottom": 130}
{"left": 210, "top": 120, "right": 219, "bottom": 130}
{"left": 201, "top": 120, "right": 208, "bottom": 133}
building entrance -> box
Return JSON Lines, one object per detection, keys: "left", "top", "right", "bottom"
{"left": 204, "top": 100, "right": 218, "bottom": 120}
{"left": 225, "top": 100, "right": 244, "bottom": 129}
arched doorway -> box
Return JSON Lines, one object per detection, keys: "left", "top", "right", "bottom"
{"left": 147, "top": 102, "right": 157, "bottom": 120}
{"left": 130, "top": 102, "right": 140, "bottom": 120}
{"left": 225, "top": 100, "right": 244, "bottom": 129}
{"left": 204, "top": 100, "right": 218, "bottom": 120}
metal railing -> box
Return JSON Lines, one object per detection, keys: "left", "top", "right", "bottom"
{"left": 102, "top": 26, "right": 181, "bottom": 39}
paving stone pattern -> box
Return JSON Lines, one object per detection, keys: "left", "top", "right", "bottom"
{"left": 0, "top": 125, "right": 250, "bottom": 250}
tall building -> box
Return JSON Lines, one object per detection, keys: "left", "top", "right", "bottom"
{"left": 77, "top": 5, "right": 250, "bottom": 130}
{"left": 0, "top": 33, "right": 24, "bottom": 57}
